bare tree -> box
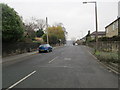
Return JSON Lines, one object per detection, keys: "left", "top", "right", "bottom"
{"left": 25, "top": 17, "right": 46, "bottom": 30}
{"left": 24, "top": 17, "right": 37, "bottom": 39}
{"left": 24, "top": 17, "right": 47, "bottom": 39}
{"left": 35, "top": 19, "right": 46, "bottom": 30}
{"left": 24, "top": 24, "right": 36, "bottom": 39}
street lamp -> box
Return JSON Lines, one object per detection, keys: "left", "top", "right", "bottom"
{"left": 83, "top": 1, "right": 98, "bottom": 52}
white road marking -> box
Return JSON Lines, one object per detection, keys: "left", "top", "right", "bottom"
{"left": 37, "top": 66, "right": 70, "bottom": 68}
{"left": 48, "top": 57, "right": 58, "bottom": 63}
{"left": 6, "top": 71, "right": 36, "bottom": 90}
{"left": 63, "top": 66, "right": 68, "bottom": 67}
{"left": 88, "top": 51, "right": 97, "bottom": 60}
{"left": 64, "top": 58, "right": 71, "bottom": 61}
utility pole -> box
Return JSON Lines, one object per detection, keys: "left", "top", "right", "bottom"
{"left": 46, "top": 17, "right": 49, "bottom": 44}
{"left": 95, "top": 2, "right": 98, "bottom": 52}
{"left": 83, "top": 1, "right": 98, "bottom": 52}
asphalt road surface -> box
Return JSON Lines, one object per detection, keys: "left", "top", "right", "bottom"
{"left": 3, "top": 45, "right": 118, "bottom": 89}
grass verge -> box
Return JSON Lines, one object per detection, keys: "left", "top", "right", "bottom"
{"left": 94, "top": 51, "right": 118, "bottom": 63}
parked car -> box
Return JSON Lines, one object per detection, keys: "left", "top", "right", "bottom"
{"left": 38, "top": 44, "right": 52, "bottom": 53}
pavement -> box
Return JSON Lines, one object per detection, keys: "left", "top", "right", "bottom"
{"left": 2, "top": 51, "right": 38, "bottom": 63}
{"left": 2, "top": 45, "right": 119, "bottom": 89}
{"left": 2, "top": 46, "right": 61, "bottom": 63}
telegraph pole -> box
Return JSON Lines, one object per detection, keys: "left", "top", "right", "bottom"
{"left": 95, "top": 2, "right": 98, "bottom": 52}
{"left": 46, "top": 17, "right": 49, "bottom": 44}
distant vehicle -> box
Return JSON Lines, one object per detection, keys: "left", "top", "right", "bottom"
{"left": 75, "top": 43, "right": 78, "bottom": 45}
{"left": 39, "top": 44, "right": 52, "bottom": 53}
{"left": 73, "top": 43, "right": 78, "bottom": 46}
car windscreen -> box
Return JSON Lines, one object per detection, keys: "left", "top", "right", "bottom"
{"left": 40, "top": 44, "right": 50, "bottom": 47}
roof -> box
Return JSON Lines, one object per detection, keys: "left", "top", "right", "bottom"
{"left": 105, "top": 17, "right": 120, "bottom": 28}
{"left": 90, "top": 31, "right": 106, "bottom": 36}
{"left": 35, "top": 37, "right": 43, "bottom": 41}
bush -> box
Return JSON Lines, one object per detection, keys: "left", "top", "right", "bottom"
{"left": 36, "top": 29, "right": 44, "bottom": 37}
{"left": 95, "top": 51, "right": 118, "bottom": 63}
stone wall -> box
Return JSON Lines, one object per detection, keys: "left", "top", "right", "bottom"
{"left": 2, "top": 42, "right": 41, "bottom": 57}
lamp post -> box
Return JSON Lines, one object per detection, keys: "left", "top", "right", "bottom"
{"left": 83, "top": 1, "right": 98, "bottom": 52}
{"left": 46, "top": 17, "right": 49, "bottom": 44}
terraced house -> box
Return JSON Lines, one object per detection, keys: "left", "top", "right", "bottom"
{"left": 90, "top": 31, "right": 106, "bottom": 40}
{"left": 105, "top": 17, "right": 119, "bottom": 37}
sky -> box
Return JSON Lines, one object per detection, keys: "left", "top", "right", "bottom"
{"left": 0, "top": 0, "right": 119, "bottom": 40}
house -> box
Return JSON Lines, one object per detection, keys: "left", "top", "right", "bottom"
{"left": 81, "top": 36, "right": 86, "bottom": 42}
{"left": 35, "top": 37, "right": 43, "bottom": 42}
{"left": 81, "top": 30, "right": 106, "bottom": 42}
{"left": 90, "top": 31, "right": 106, "bottom": 40}
{"left": 105, "top": 17, "right": 119, "bottom": 37}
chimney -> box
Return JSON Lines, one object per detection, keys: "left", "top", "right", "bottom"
{"left": 88, "top": 30, "right": 90, "bottom": 35}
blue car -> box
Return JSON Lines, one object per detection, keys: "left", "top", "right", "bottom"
{"left": 39, "top": 44, "right": 52, "bottom": 53}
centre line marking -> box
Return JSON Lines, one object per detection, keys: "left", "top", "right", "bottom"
{"left": 6, "top": 70, "right": 36, "bottom": 90}
{"left": 48, "top": 57, "right": 58, "bottom": 63}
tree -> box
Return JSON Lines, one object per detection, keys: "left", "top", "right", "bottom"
{"left": 53, "top": 22, "right": 67, "bottom": 44}
{"left": 24, "top": 18, "right": 46, "bottom": 39}
{"left": 43, "top": 25, "right": 66, "bottom": 44}
{"left": 26, "top": 17, "right": 46, "bottom": 30}
{"left": 49, "top": 34, "right": 58, "bottom": 44}
{"left": 42, "top": 34, "right": 47, "bottom": 42}
{"left": 24, "top": 24, "right": 36, "bottom": 39}
{"left": 35, "top": 19, "right": 46, "bottom": 30}
{"left": 2, "top": 3, "right": 24, "bottom": 42}
{"left": 36, "top": 29, "right": 44, "bottom": 37}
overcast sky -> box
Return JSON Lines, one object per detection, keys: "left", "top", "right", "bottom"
{"left": 1, "top": 0, "right": 119, "bottom": 40}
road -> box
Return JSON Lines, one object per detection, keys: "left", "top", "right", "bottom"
{"left": 3, "top": 45, "right": 118, "bottom": 89}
